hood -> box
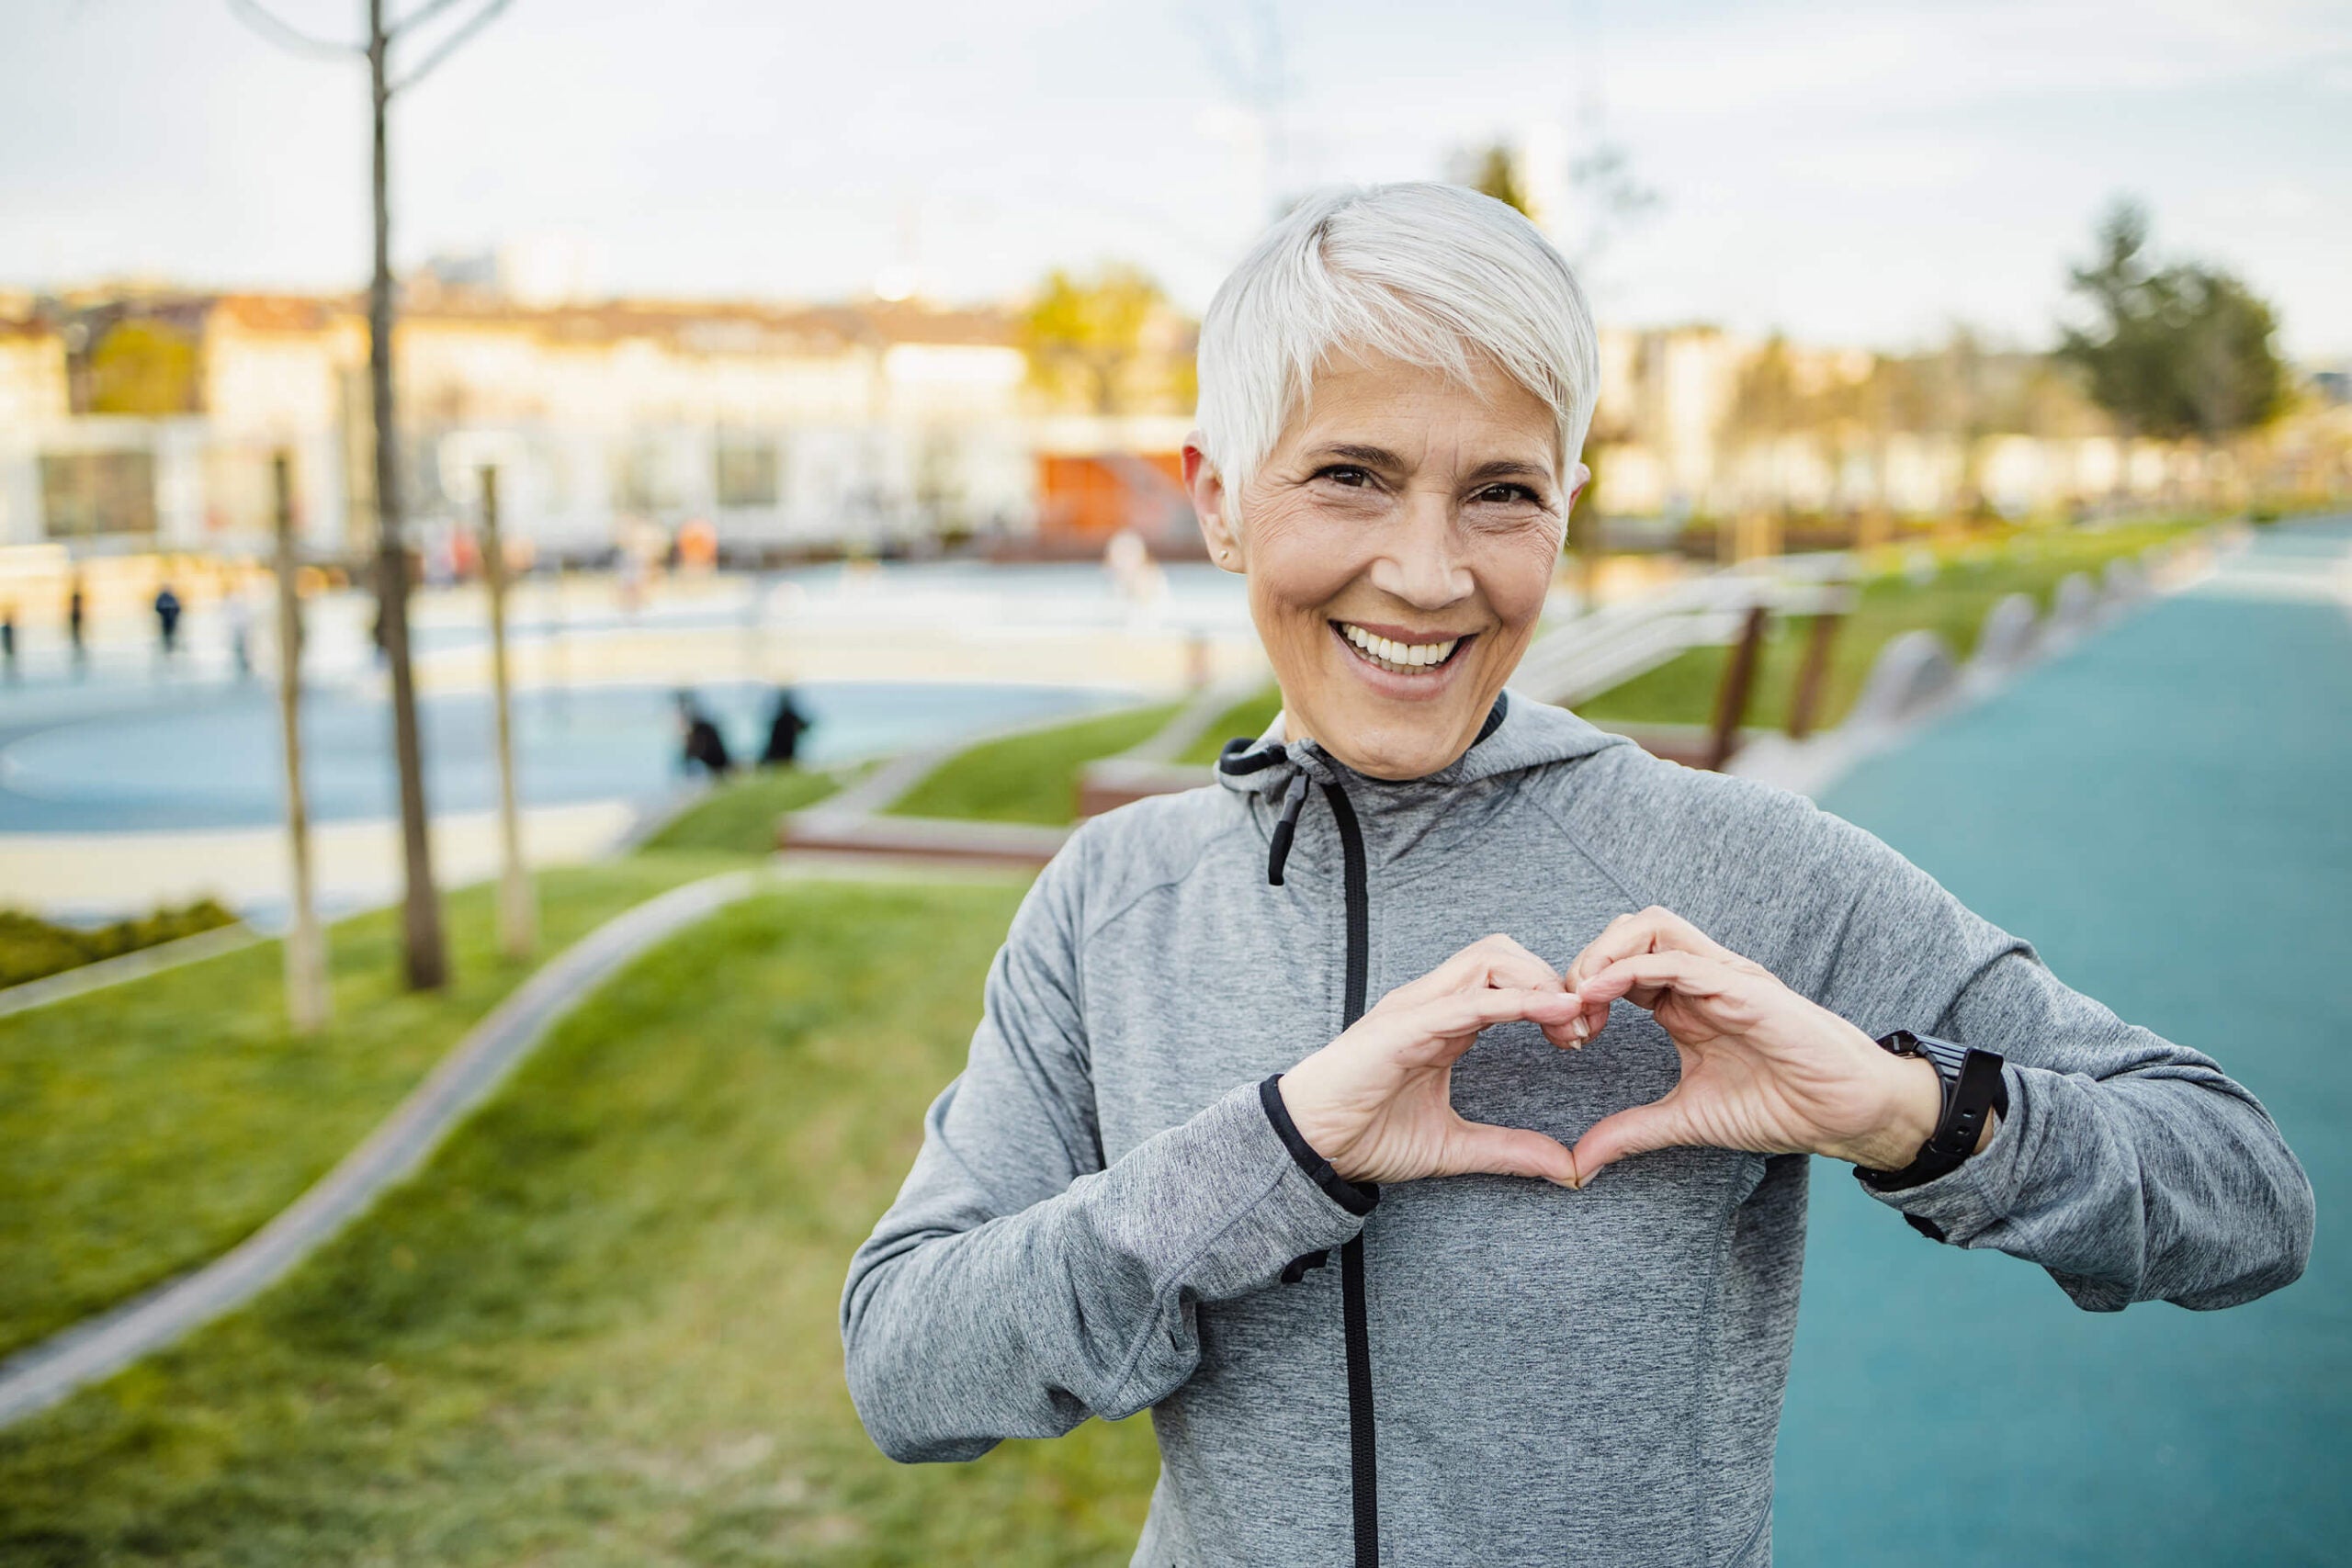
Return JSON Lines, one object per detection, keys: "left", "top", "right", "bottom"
{"left": 1213, "top": 685, "right": 1630, "bottom": 886}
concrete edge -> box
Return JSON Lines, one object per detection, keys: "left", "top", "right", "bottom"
{"left": 0, "top": 923, "right": 264, "bottom": 1022}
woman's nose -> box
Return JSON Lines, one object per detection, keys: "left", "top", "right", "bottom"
{"left": 1366, "top": 491, "right": 1474, "bottom": 609}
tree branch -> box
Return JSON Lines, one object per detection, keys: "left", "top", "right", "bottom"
{"left": 385, "top": 0, "right": 470, "bottom": 41}
{"left": 226, "top": 0, "right": 364, "bottom": 59}
{"left": 388, "top": 0, "right": 513, "bottom": 96}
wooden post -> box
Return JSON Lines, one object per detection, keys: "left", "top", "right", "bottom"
{"left": 1786, "top": 611, "right": 1843, "bottom": 739}
{"left": 1704, "top": 604, "right": 1770, "bottom": 773}
{"left": 481, "top": 466, "right": 536, "bottom": 960}
{"left": 272, "top": 453, "right": 330, "bottom": 1033}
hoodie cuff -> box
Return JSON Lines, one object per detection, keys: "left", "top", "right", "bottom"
{"left": 1260, "top": 1075, "right": 1380, "bottom": 1216}
{"left": 1856, "top": 1062, "right": 2030, "bottom": 1244}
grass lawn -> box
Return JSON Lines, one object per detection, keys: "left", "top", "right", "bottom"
{"left": 1575, "top": 521, "right": 2199, "bottom": 732}
{"left": 0, "top": 880, "right": 1161, "bottom": 1567}
{"left": 888, "top": 704, "right": 1182, "bottom": 825}
{"left": 0, "top": 850, "right": 750, "bottom": 1365}
{"left": 1174, "top": 687, "right": 1283, "bottom": 765}
{"left": 637, "top": 764, "right": 847, "bottom": 855}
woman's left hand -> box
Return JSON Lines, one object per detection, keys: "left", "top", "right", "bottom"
{"left": 1562, "top": 907, "right": 1948, "bottom": 1183}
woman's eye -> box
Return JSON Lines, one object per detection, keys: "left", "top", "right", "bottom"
{"left": 1317, "top": 466, "right": 1374, "bottom": 488}
{"left": 1475, "top": 483, "right": 1541, "bottom": 505}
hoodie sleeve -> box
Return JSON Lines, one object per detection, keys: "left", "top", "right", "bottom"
{"left": 1716, "top": 780, "right": 2314, "bottom": 1313}
{"left": 839, "top": 818, "right": 1370, "bottom": 1464}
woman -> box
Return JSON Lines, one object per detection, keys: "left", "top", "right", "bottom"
{"left": 841, "top": 184, "right": 2311, "bottom": 1567}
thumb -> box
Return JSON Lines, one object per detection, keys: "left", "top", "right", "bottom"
{"left": 1569, "top": 1096, "right": 1691, "bottom": 1187}
{"left": 1446, "top": 1119, "right": 1580, "bottom": 1187}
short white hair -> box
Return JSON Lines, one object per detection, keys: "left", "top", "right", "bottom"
{"left": 1194, "top": 181, "right": 1600, "bottom": 513}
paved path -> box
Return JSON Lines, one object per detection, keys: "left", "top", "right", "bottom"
{"left": 1775, "top": 517, "right": 2351, "bottom": 1566}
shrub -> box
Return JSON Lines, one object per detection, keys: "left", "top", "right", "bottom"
{"left": 0, "top": 898, "right": 241, "bottom": 990}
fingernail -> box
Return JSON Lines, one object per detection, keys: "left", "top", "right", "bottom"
{"left": 1571, "top": 1016, "right": 1589, "bottom": 1043}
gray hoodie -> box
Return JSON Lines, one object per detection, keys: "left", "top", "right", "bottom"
{"left": 841, "top": 689, "right": 2312, "bottom": 1567}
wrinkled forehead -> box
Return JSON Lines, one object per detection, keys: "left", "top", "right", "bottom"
{"left": 1273, "top": 345, "right": 1565, "bottom": 479}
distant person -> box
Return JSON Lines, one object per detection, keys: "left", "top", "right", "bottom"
{"left": 760, "top": 684, "right": 812, "bottom": 767}
{"left": 66, "top": 577, "right": 86, "bottom": 670}
{"left": 616, "top": 547, "right": 648, "bottom": 616}
{"left": 225, "top": 590, "right": 254, "bottom": 680}
{"left": 153, "top": 583, "right": 183, "bottom": 657}
{"left": 673, "top": 690, "right": 733, "bottom": 779}
{"left": 1, "top": 601, "right": 16, "bottom": 681}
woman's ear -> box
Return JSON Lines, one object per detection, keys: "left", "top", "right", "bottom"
{"left": 1183, "top": 437, "right": 1243, "bottom": 572}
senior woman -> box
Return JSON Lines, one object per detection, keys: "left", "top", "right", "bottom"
{"left": 841, "top": 184, "right": 2312, "bottom": 1567}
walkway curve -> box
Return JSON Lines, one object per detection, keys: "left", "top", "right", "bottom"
{"left": 0, "top": 867, "right": 774, "bottom": 1431}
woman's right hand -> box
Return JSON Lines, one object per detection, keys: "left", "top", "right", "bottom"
{"left": 1276, "top": 934, "right": 1589, "bottom": 1189}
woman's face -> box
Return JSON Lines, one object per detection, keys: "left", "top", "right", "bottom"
{"left": 1186, "top": 349, "right": 1586, "bottom": 781}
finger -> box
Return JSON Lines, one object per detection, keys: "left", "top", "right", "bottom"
{"left": 1576, "top": 950, "right": 1744, "bottom": 1012}
{"left": 1385, "top": 933, "right": 1563, "bottom": 1010}
{"left": 1569, "top": 1096, "right": 1693, "bottom": 1185}
{"left": 1445, "top": 1118, "right": 1580, "bottom": 1186}
{"left": 1394, "top": 985, "right": 1582, "bottom": 1059}
{"left": 1562, "top": 910, "right": 1708, "bottom": 1043}
{"left": 1564, "top": 906, "right": 1741, "bottom": 993}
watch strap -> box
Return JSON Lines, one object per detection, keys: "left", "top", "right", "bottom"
{"left": 1855, "top": 1032, "right": 2008, "bottom": 1192}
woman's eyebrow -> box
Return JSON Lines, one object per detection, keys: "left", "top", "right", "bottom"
{"left": 1462, "top": 458, "right": 1552, "bottom": 486}
{"left": 1312, "top": 442, "right": 1408, "bottom": 469}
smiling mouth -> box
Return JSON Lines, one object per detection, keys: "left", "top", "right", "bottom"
{"left": 1329, "top": 620, "right": 1476, "bottom": 676}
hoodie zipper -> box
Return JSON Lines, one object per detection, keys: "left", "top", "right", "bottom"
{"left": 1321, "top": 778, "right": 1380, "bottom": 1568}
{"left": 1223, "top": 694, "right": 1509, "bottom": 1567}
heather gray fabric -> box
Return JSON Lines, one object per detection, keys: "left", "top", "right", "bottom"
{"left": 841, "top": 689, "right": 2312, "bottom": 1567}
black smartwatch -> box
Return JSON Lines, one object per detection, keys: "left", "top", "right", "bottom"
{"left": 1852, "top": 1029, "right": 2008, "bottom": 1193}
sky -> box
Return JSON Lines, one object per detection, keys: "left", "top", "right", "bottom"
{"left": 4, "top": 0, "right": 2347, "bottom": 359}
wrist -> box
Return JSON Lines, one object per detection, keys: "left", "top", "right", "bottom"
{"left": 1826, "top": 1054, "right": 1943, "bottom": 1170}
{"left": 1261, "top": 1075, "right": 1378, "bottom": 1215}
{"left": 1273, "top": 1059, "right": 1356, "bottom": 1178}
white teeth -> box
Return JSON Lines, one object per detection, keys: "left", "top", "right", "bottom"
{"left": 1338, "top": 622, "right": 1462, "bottom": 674}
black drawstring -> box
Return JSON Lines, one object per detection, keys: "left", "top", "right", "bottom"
{"left": 1266, "top": 772, "right": 1311, "bottom": 885}
{"left": 1217, "top": 735, "right": 1318, "bottom": 886}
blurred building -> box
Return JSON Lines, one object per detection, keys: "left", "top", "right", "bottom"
{"left": 0, "top": 317, "right": 72, "bottom": 545}
{"left": 0, "top": 287, "right": 1041, "bottom": 562}
{"left": 1586, "top": 324, "right": 2347, "bottom": 525}
{"left": 2, "top": 287, "right": 2342, "bottom": 564}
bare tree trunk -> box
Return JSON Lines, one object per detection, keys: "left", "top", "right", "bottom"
{"left": 272, "top": 452, "right": 330, "bottom": 1033}
{"left": 369, "top": 0, "right": 447, "bottom": 989}
{"left": 481, "top": 466, "right": 536, "bottom": 960}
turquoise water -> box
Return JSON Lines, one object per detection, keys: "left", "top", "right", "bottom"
{"left": 1776, "top": 520, "right": 2351, "bottom": 1565}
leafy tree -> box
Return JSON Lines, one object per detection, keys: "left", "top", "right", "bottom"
{"left": 2058, "top": 199, "right": 2288, "bottom": 444}
{"left": 1464, "top": 142, "right": 1532, "bottom": 216}
{"left": 1020, "top": 266, "right": 1179, "bottom": 416}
